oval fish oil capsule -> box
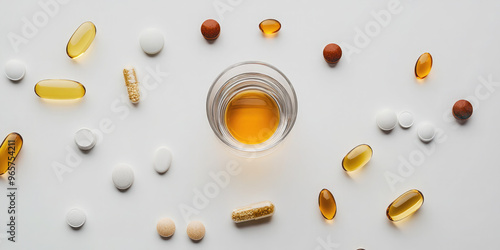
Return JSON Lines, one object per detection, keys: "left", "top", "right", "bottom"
{"left": 35, "top": 79, "right": 86, "bottom": 100}
{"left": 386, "top": 189, "right": 424, "bottom": 222}
{"left": 66, "top": 21, "right": 96, "bottom": 59}
{"left": 0, "top": 133, "right": 23, "bottom": 175}
{"left": 414, "top": 52, "right": 433, "bottom": 79}
{"left": 231, "top": 201, "right": 275, "bottom": 223}
{"left": 259, "top": 19, "right": 281, "bottom": 35}
{"left": 318, "top": 189, "right": 337, "bottom": 220}
{"left": 342, "top": 144, "right": 372, "bottom": 172}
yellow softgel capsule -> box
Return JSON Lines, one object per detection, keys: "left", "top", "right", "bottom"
{"left": 259, "top": 19, "right": 281, "bottom": 35}
{"left": 342, "top": 144, "right": 373, "bottom": 172}
{"left": 66, "top": 21, "right": 96, "bottom": 59}
{"left": 318, "top": 189, "right": 336, "bottom": 220}
{"left": 35, "top": 79, "right": 86, "bottom": 100}
{"left": 386, "top": 189, "right": 424, "bottom": 222}
{"left": 414, "top": 52, "right": 433, "bottom": 79}
{"left": 0, "top": 133, "right": 23, "bottom": 175}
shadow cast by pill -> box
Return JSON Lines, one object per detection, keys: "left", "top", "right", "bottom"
{"left": 379, "top": 129, "right": 393, "bottom": 135}
{"left": 456, "top": 119, "right": 469, "bottom": 125}
{"left": 69, "top": 225, "right": 84, "bottom": 231}
{"left": 386, "top": 208, "right": 423, "bottom": 230}
{"left": 205, "top": 39, "right": 217, "bottom": 45}
{"left": 145, "top": 51, "right": 162, "bottom": 58}
{"left": 158, "top": 234, "right": 174, "bottom": 240}
{"left": 326, "top": 61, "right": 340, "bottom": 68}
{"left": 344, "top": 163, "right": 370, "bottom": 180}
{"left": 190, "top": 238, "right": 204, "bottom": 243}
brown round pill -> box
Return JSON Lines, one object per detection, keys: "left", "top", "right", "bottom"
{"left": 156, "top": 218, "right": 175, "bottom": 237}
{"left": 201, "top": 19, "right": 220, "bottom": 40}
{"left": 186, "top": 221, "right": 205, "bottom": 241}
{"left": 323, "top": 43, "right": 342, "bottom": 64}
{"left": 453, "top": 99, "right": 473, "bottom": 120}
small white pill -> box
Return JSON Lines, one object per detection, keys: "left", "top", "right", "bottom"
{"left": 66, "top": 208, "right": 86, "bottom": 228}
{"left": 139, "top": 28, "right": 164, "bottom": 55}
{"left": 153, "top": 147, "right": 172, "bottom": 174}
{"left": 398, "top": 111, "right": 414, "bottom": 129}
{"left": 376, "top": 109, "right": 397, "bottom": 131}
{"left": 5, "top": 59, "right": 26, "bottom": 81}
{"left": 112, "top": 164, "right": 134, "bottom": 190}
{"left": 417, "top": 122, "right": 436, "bottom": 142}
{"left": 74, "top": 128, "right": 97, "bottom": 150}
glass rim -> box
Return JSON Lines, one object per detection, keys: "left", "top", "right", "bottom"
{"left": 206, "top": 61, "right": 298, "bottom": 156}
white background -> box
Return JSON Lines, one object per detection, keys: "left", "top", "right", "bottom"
{"left": 1, "top": 0, "right": 500, "bottom": 249}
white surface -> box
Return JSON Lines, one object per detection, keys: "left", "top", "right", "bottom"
{"left": 398, "top": 111, "right": 414, "bottom": 128}
{"left": 4, "top": 59, "right": 26, "bottom": 81}
{"left": 139, "top": 28, "right": 164, "bottom": 55}
{"left": 74, "top": 128, "right": 96, "bottom": 150}
{"left": 66, "top": 208, "right": 86, "bottom": 228}
{"left": 1, "top": 0, "right": 500, "bottom": 249}
{"left": 376, "top": 109, "right": 397, "bottom": 131}
{"left": 153, "top": 146, "right": 172, "bottom": 174}
{"left": 111, "top": 164, "right": 134, "bottom": 190}
{"left": 417, "top": 122, "right": 436, "bottom": 142}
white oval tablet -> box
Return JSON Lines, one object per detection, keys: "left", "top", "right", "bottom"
{"left": 417, "top": 122, "right": 435, "bottom": 142}
{"left": 66, "top": 208, "right": 86, "bottom": 228}
{"left": 398, "top": 111, "right": 414, "bottom": 128}
{"left": 154, "top": 147, "right": 172, "bottom": 174}
{"left": 376, "top": 109, "right": 397, "bottom": 131}
{"left": 139, "top": 28, "right": 164, "bottom": 55}
{"left": 112, "top": 164, "right": 134, "bottom": 190}
{"left": 5, "top": 59, "right": 26, "bottom": 81}
{"left": 74, "top": 128, "right": 97, "bottom": 150}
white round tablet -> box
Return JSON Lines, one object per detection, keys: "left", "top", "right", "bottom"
{"left": 74, "top": 128, "right": 97, "bottom": 150}
{"left": 376, "top": 109, "right": 397, "bottom": 131}
{"left": 5, "top": 59, "right": 26, "bottom": 81}
{"left": 398, "top": 111, "right": 414, "bottom": 128}
{"left": 112, "top": 164, "right": 134, "bottom": 190}
{"left": 154, "top": 147, "right": 172, "bottom": 174}
{"left": 66, "top": 208, "right": 86, "bottom": 228}
{"left": 139, "top": 28, "right": 164, "bottom": 55}
{"left": 417, "top": 122, "right": 436, "bottom": 142}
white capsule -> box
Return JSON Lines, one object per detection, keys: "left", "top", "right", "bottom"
{"left": 153, "top": 147, "right": 172, "bottom": 174}
{"left": 398, "top": 111, "right": 414, "bottom": 129}
{"left": 112, "top": 164, "right": 134, "bottom": 190}
{"left": 5, "top": 59, "right": 26, "bottom": 81}
{"left": 66, "top": 208, "right": 86, "bottom": 228}
{"left": 139, "top": 28, "right": 164, "bottom": 55}
{"left": 417, "top": 122, "right": 435, "bottom": 142}
{"left": 74, "top": 128, "right": 97, "bottom": 150}
{"left": 376, "top": 109, "right": 397, "bottom": 131}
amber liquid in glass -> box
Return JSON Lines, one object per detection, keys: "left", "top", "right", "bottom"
{"left": 224, "top": 90, "right": 280, "bottom": 144}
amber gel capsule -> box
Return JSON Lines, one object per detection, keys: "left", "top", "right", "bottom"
{"left": 386, "top": 189, "right": 424, "bottom": 222}
{"left": 66, "top": 21, "right": 96, "bottom": 59}
{"left": 259, "top": 19, "right": 281, "bottom": 35}
{"left": 342, "top": 144, "right": 372, "bottom": 172}
{"left": 35, "top": 79, "right": 86, "bottom": 100}
{"left": 0, "top": 133, "right": 23, "bottom": 175}
{"left": 414, "top": 52, "right": 433, "bottom": 79}
{"left": 318, "top": 189, "right": 337, "bottom": 220}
